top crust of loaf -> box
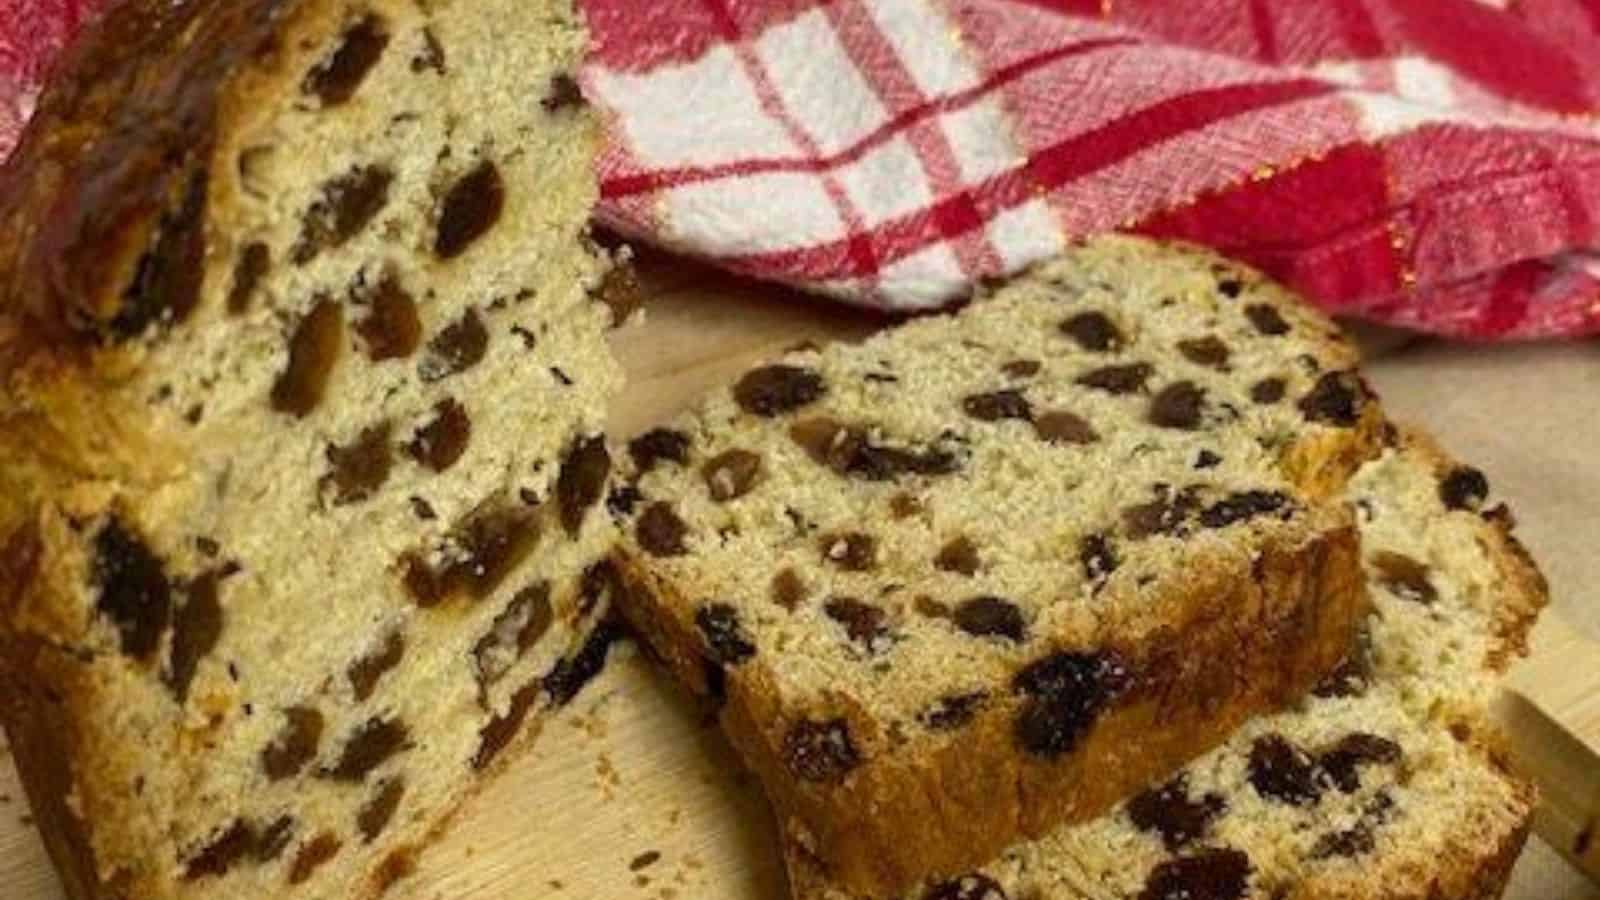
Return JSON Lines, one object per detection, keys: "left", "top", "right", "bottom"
{"left": 614, "top": 236, "right": 1387, "bottom": 897}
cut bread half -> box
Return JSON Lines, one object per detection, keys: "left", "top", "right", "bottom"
{"left": 0, "top": 0, "right": 626, "bottom": 897}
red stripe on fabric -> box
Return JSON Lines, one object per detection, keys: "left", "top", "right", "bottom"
{"left": 1388, "top": 0, "right": 1591, "bottom": 113}
{"left": 823, "top": 0, "right": 1004, "bottom": 282}
{"left": 1476, "top": 259, "right": 1542, "bottom": 337}
{"left": 1134, "top": 142, "right": 1403, "bottom": 308}
{"left": 933, "top": 191, "right": 986, "bottom": 238}
{"left": 600, "top": 36, "right": 1134, "bottom": 199}
{"left": 1247, "top": 0, "right": 1280, "bottom": 63}
{"left": 1329, "top": 0, "right": 1386, "bottom": 56}
{"left": 721, "top": 78, "right": 1334, "bottom": 279}
{"left": 694, "top": 0, "right": 883, "bottom": 295}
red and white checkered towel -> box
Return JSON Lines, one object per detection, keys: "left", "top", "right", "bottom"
{"left": 8, "top": 0, "right": 1600, "bottom": 339}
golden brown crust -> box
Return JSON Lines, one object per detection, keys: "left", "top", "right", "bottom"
{"left": 616, "top": 516, "right": 1368, "bottom": 897}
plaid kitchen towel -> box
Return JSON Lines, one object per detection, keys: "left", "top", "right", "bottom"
{"left": 8, "top": 0, "right": 1600, "bottom": 338}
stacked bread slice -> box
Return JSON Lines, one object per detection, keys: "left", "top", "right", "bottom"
{"left": 612, "top": 239, "right": 1547, "bottom": 899}
{"left": 0, "top": 0, "right": 626, "bottom": 897}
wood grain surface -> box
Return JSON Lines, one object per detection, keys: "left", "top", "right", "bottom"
{"left": 1, "top": 254, "right": 1595, "bottom": 899}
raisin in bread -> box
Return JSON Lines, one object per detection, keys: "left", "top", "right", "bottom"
{"left": 613, "top": 236, "right": 1387, "bottom": 897}
{"left": 0, "top": 1, "right": 625, "bottom": 897}
{"left": 790, "top": 430, "right": 1548, "bottom": 900}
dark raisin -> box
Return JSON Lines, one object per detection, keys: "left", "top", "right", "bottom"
{"left": 1217, "top": 278, "right": 1244, "bottom": 298}
{"left": 935, "top": 536, "right": 980, "bottom": 575}
{"left": 1060, "top": 312, "right": 1123, "bottom": 352}
{"left": 1312, "top": 635, "right": 1373, "bottom": 699}
{"left": 1128, "top": 775, "right": 1226, "bottom": 850}
{"left": 825, "top": 597, "right": 889, "bottom": 648}
{"left": 789, "top": 418, "right": 959, "bottom": 480}
{"left": 406, "top": 399, "right": 471, "bottom": 473}
{"left": 1079, "top": 534, "right": 1119, "bottom": 582}
{"left": 1250, "top": 378, "right": 1286, "bottom": 405}
{"left": 821, "top": 533, "right": 878, "bottom": 571}
{"left": 1439, "top": 466, "right": 1490, "bottom": 511}
{"left": 357, "top": 778, "right": 405, "bottom": 843}
{"left": 1310, "top": 824, "right": 1376, "bottom": 859}
{"left": 782, "top": 719, "right": 860, "bottom": 783}
{"left": 412, "top": 27, "right": 446, "bottom": 73}
{"left": 963, "top": 390, "right": 1033, "bottom": 422}
{"left": 772, "top": 569, "right": 806, "bottom": 611}
{"left": 292, "top": 166, "right": 392, "bottom": 264}
{"left": 271, "top": 299, "right": 343, "bottom": 417}
{"left": 262, "top": 707, "right": 325, "bottom": 781}
{"left": 920, "top": 691, "right": 989, "bottom": 731}
{"left": 410, "top": 496, "right": 438, "bottom": 521}
{"left": 1034, "top": 410, "right": 1098, "bottom": 446}
{"left": 1137, "top": 848, "right": 1251, "bottom": 900}
{"left": 1319, "top": 733, "right": 1402, "bottom": 792}
{"left": 924, "top": 873, "right": 1007, "bottom": 900}
{"left": 166, "top": 572, "right": 223, "bottom": 702}
{"left": 637, "top": 502, "right": 688, "bottom": 557}
{"left": 703, "top": 449, "right": 762, "bottom": 502}
{"left": 542, "top": 621, "right": 625, "bottom": 707}
{"left": 735, "top": 365, "right": 826, "bottom": 416}
{"left": 1180, "top": 337, "right": 1231, "bottom": 369}
{"left": 542, "top": 73, "right": 584, "bottom": 111}
{"left": 1002, "top": 359, "right": 1041, "bottom": 378}
{"left": 304, "top": 15, "right": 389, "bottom": 105}
{"left": 93, "top": 519, "right": 172, "bottom": 660}
{"left": 953, "top": 596, "right": 1027, "bottom": 642}
{"left": 114, "top": 170, "right": 208, "bottom": 339}
{"left": 628, "top": 429, "right": 691, "bottom": 473}
{"left": 354, "top": 272, "right": 422, "bottom": 362}
{"left": 348, "top": 632, "right": 405, "bottom": 702}
{"left": 475, "top": 682, "right": 539, "bottom": 770}
{"left": 1372, "top": 551, "right": 1436, "bottom": 605}
{"left": 606, "top": 485, "right": 643, "bottom": 517}
{"left": 1195, "top": 449, "right": 1223, "bottom": 469}
{"left": 1199, "top": 491, "right": 1291, "bottom": 529}
{"left": 404, "top": 503, "right": 541, "bottom": 607}
{"left": 693, "top": 604, "right": 754, "bottom": 669}
{"left": 289, "top": 834, "right": 342, "bottom": 885}
{"left": 321, "top": 422, "right": 393, "bottom": 506}
{"left": 257, "top": 817, "right": 295, "bottom": 862}
{"left": 557, "top": 436, "right": 611, "bottom": 537}
{"left": 320, "top": 717, "right": 409, "bottom": 781}
{"left": 1012, "top": 651, "right": 1130, "bottom": 758}
{"left": 420, "top": 308, "right": 489, "bottom": 382}
{"left": 1298, "top": 371, "right": 1368, "bottom": 426}
{"left": 435, "top": 161, "right": 505, "bottom": 259}
{"left": 1245, "top": 304, "right": 1291, "bottom": 336}
{"left": 226, "top": 242, "right": 270, "bottom": 314}
{"left": 473, "top": 583, "right": 554, "bottom": 693}
{"left": 1124, "top": 486, "right": 1200, "bottom": 539}
{"left": 184, "top": 820, "right": 256, "bottom": 880}
{"left": 1247, "top": 734, "right": 1323, "bottom": 806}
{"left": 1077, "top": 363, "right": 1153, "bottom": 395}
{"left": 1149, "top": 381, "right": 1205, "bottom": 430}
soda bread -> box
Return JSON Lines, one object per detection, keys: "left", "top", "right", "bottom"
{"left": 613, "top": 237, "right": 1389, "bottom": 897}
{"left": 789, "top": 430, "right": 1548, "bottom": 900}
{"left": 0, "top": 0, "right": 625, "bottom": 896}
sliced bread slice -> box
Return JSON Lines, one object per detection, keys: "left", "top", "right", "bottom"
{"left": 613, "top": 237, "right": 1388, "bottom": 896}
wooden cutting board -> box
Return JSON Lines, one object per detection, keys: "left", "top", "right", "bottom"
{"left": 0, "top": 255, "right": 1595, "bottom": 899}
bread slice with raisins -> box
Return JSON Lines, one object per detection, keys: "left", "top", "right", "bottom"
{"left": 0, "top": 1, "right": 627, "bottom": 897}
{"left": 790, "top": 430, "right": 1548, "bottom": 900}
{"left": 613, "top": 236, "right": 1388, "bottom": 898}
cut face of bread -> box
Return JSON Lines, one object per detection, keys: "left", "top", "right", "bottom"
{"left": 789, "top": 433, "right": 1547, "bottom": 900}
{"left": 613, "top": 237, "right": 1387, "bottom": 897}
{"left": 0, "top": 0, "right": 622, "bottom": 897}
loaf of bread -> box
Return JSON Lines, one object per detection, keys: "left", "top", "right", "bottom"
{"left": 0, "top": 0, "right": 626, "bottom": 897}
{"left": 789, "top": 430, "right": 1548, "bottom": 900}
{"left": 613, "top": 237, "right": 1388, "bottom": 897}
